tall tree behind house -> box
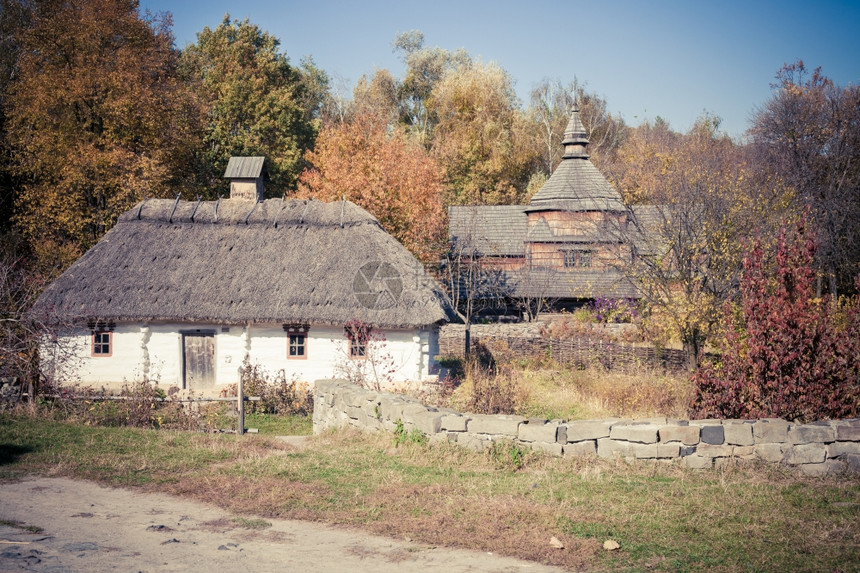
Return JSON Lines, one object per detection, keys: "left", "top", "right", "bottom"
{"left": 4, "top": 0, "right": 202, "bottom": 266}
{"left": 749, "top": 61, "right": 860, "bottom": 296}
{"left": 180, "top": 16, "right": 328, "bottom": 198}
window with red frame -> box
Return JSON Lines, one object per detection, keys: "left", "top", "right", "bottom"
{"left": 88, "top": 319, "right": 115, "bottom": 357}
{"left": 284, "top": 324, "right": 309, "bottom": 359}
{"left": 344, "top": 320, "right": 371, "bottom": 359}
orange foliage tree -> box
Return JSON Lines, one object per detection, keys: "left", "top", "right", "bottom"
{"left": 5, "top": 0, "right": 201, "bottom": 264}
{"left": 297, "top": 113, "right": 447, "bottom": 262}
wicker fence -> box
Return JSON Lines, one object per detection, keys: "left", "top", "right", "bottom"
{"left": 439, "top": 331, "right": 690, "bottom": 372}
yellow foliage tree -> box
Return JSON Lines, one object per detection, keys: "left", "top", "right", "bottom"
{"left": 428, "top": 61, "right": 538, "bottom": 206}
{"left": 615, "top": 115, "right": 793, "bottom": 368}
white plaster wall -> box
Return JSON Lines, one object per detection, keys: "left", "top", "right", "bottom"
{"left": 214, "top": 325, "right": 246, "bottom": 385}
{"left": 50, "top": 322, "right": 443, "bottom": 391}
{"left": 242, "top": 325, "right": 435, "bottom": 387}
{"left": 55, "top": 324, "right": 152, "bottom": 388}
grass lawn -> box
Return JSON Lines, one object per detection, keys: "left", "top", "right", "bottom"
{"left": 245, "top": 412, "right": 312, "bottom": 435}
{"left": 1, "top": 412, "right": 857, "bottom": 572}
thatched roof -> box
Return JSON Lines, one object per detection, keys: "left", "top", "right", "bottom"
{"left": 33, "top": 198, "right": 455, "bottom": 329}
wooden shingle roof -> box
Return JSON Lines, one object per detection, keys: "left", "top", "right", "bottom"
{"left": 448, "top": 205, "right": 528, "bottom": 256}
{"left": 527, "top": 104, "right": 625, "bottom": 213}
{"left": 223, "top": 156, "right": 266, "bottom": 179}
{"left": 507, "top": 268, "right": 639, "bottom": 299}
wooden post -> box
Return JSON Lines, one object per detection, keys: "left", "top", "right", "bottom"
{"left": 237, "top": 371, "right": 245, "bottom": 435}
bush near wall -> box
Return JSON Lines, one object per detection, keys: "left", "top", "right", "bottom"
{"left": 691, "top": 222, "right": 860, "bottom": 423}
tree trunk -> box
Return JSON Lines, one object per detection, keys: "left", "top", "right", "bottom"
{"left": 682, "top": 329, "right": 702, "bottom": 371}
{"left": 828, "top": 262, "right": 838, "bottom": 298}
{"left": 464, "top": 322, "right": 471, "bottom": 358}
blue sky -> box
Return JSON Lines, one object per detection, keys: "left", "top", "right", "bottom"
{"left": 140, "top": 0, "right": 860, "bottom": 140}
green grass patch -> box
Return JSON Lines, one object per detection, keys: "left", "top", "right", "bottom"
{"left": 0, "top": 518, "right": 44, "bottom": 533}
{"left": 244, "top": 413, "right": 312, "bottom": 435}
{"left": 0, "top": 413, "right": 857, "bottom": 572}
{"left": 232, "top": 517, "right": 272, "bottom": 529}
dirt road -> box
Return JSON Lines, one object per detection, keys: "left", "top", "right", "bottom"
{"left": 0, "top": 477, "right": 564, "bottom": 572}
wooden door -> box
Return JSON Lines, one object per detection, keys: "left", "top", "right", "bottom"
{"left": 183, "top": 333, "right": 215, "bottom": 390}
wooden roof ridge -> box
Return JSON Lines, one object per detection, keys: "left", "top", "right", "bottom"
{"left": 223, "top": 156, "right": 266, "bottom": 179}
{"left": 122, "top": 197, "right": 378, "bottom": 229}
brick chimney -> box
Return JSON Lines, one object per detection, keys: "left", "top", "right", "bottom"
{"left": 223, "top": 156, "right": 266, "bottom": 201}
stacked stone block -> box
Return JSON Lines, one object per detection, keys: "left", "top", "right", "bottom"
{"left": 313, "top": 380, "right": 860, "bottom": 475}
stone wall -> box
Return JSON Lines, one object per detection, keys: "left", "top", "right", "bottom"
{"left": 313, "top": 380, "right": 860, "bottom": 476}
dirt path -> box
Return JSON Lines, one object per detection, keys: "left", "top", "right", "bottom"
{"left": 0, "top": 477, "right": 565, "bottom": 572}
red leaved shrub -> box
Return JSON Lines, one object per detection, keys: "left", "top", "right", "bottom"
{"left": 690, "top": 220, "right": 860, "bottom": 422}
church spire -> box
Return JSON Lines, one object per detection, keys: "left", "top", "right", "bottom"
{"left": 526, "top": 100, "right": 624, "bottom": 212}
{"left": 561, "top": 102, "right": 589, "bottom": 159}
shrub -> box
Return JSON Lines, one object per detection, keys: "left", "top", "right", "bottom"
{"left": 690, "top": 220, "right": 860, "bottom": 422}
{"left": 464, "top": 363, "right": 524, "bottom": 415}
{"left": 589, "top": 297, "right": 640, "bottom": 324}
{"left": 488, "top": 440, "right": 529, "bottom": 470}
{"left": 27, "top": 379, "right": 206, "bottom": 430}
{"left": 392, "top": 418, "right": 427, "bottom": 445}
{"left": 240, "top": 358, "right": 313, "bottom": 416}
{"left": 335, "top": 320, "right": 397, "bottom": 391}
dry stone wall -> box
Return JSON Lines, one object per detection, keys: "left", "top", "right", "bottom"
{"left": 313, "top": 380, "right": 860, "bottom": 476}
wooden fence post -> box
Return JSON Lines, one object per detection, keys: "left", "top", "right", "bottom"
{"left": 237, "top": 371, "right": 245, "bottom": 435}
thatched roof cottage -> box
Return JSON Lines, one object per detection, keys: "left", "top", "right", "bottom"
{"left": 33, "top": 160, "right": 455, "bottom": 392}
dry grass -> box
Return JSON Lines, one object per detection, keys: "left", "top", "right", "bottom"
{"left": 519, "top": 365, "right": 694, "bottom": 420}
{"left": 439, "top": 354, "right": 694, "bottom": 420}
{"left": 1, "top": 414, "right": 858, "bottom": 572}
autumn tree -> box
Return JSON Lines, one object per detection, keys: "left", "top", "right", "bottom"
{"left": 607, "top": 117, "right": 680, "bottom": 204}
{"left": 392, "top": 30, "right": 470, "bottom": 144}
{"left": 180, "top": 16, "right": 327, "bottom": 196}
{"left": 749, "top": 61, "right": 860, "bottom": 296}
{"left": 615, "top": 115, "right": 791, "bottom": 369}
{"left": 0, "top": 0, "right": 31, "bottom": 231}
{"left": 361, "top": 31, "right": 544, "bottom": 208}
{"left": 428, "top": 60, "right": 539, "bottom": 206}
{"left": 351, "top": 69, "right": 400, "bottom": 126}
{"left": 4, "top": 0, "right": 201, "bottom": 264}
{"left": 297, "top": 111, "right": 447, "bottom": 262}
